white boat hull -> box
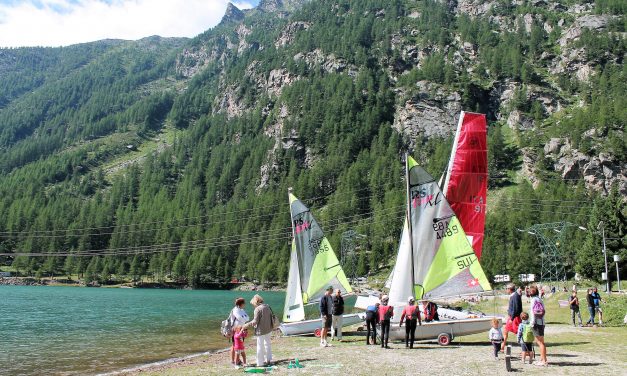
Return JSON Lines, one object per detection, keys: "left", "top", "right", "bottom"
{"left": 386, "top": 317, "right": 498, "bottom": 342}
{"left": 279, "top": 313, "right": 365, "bottom": 336}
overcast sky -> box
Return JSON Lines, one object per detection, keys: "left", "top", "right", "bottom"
{"left": 0, "top": 0, "right": 260, "bottom": 48}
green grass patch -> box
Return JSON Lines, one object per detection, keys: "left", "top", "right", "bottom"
{"left": 469, "top": 291, "right": 626, "bottom": 327}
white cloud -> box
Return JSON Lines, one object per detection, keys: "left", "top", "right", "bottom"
{"left": 0, "top": 0, "right": 257, "bottom": 48}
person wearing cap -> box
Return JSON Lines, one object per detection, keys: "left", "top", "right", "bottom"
{"left": 502, "top": 283, "right": 522, "bottom": 351}
{"left": 378, "top": 295, "right": 394, "bottom": 348}
{"left": 331, "top": 289, "right": 345, "bottom": 341}
{"left": 399, "top": 296, "right": 421, "bottom": 349}
{"left": 319, "top": 286, "right": 334, "bottom": 347}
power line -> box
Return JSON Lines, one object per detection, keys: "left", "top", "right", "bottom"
{"left": 0, "top": 185, "right": 404, "bottom": 237}
{"left": 1, "top": 208, "right": 407, "bottom": 257}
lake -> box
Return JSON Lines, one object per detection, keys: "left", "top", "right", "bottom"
{"left": 0, "top": 285, "right": 285, "bottom": 375}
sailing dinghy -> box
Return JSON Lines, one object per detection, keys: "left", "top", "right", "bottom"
{"left": 385, "top": 156, "right": 495, "bottom": 344}
{"left": 280, "top": 190, "right": 364, "bottom": 336}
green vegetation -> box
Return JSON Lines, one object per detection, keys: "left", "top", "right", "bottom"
{"left": 0, "top": 0, "right": 624, "bottom": 288}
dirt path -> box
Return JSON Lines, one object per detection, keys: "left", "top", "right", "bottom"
{"left": 117, "top": 324, "right": 626, "bottom": 376}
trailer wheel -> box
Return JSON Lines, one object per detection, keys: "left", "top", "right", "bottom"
{"left": 314, "top": 328, "right": 322, "bottom": 337}
{"left": 437, "top": 333, "right": 452, "bottom": 346}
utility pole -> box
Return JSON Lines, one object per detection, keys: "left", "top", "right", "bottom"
{"left": 614, "top": 255, "right": 621, "bottom": 292}
{"left": 599, "top": 221, "right": 610, "bottom": 294}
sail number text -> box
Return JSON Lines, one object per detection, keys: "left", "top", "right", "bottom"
{"left": 432, "top": 220, "right": 459, "bottom": 240}
{"left": 309, "top": 237, "right": 329, "bottom": 257}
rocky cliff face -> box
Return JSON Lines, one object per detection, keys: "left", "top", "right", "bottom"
{"left": 191, "top": 0, "right": 624, "bottom": 197}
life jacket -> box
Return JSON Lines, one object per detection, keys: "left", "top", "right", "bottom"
{"left": 378, "top": 305, "right": 393, "bottom": 321}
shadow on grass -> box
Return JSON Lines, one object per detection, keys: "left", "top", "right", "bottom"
{"left": 550, "top": 361, "right": 602, "bottom": 367}
{"left": 546, "top": 353, "right": 579, "bottom": 358}
{"left": 547, "top": 341, "right": 590, "bottom": 347}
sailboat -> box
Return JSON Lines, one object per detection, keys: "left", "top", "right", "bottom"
{"left": 385, "top": 156, "right": 495, "bottom": 344}
{"left": 378, "top": 111, "right": 487, "bottom": 293}
{"left": 442, "top": 111, "right": 488, "bottom": 259}
{"left": 279, "top": 190, "right": 365, "bottom": 336}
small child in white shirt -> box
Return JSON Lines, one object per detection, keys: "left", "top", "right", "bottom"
{"left": 488, "top": 318, "right": 504, "bottom": 359}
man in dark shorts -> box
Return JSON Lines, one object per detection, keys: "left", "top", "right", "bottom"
{"left": 502, "top": 283, "right": 522, "bottom": 351}
{"left": 319, "top": 286, "right": 334, "bottom": 347}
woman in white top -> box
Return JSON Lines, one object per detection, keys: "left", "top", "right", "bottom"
{"left": 230, "top": 297, "right": 249, "bottom": 366}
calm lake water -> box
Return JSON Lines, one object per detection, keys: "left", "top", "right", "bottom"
{"left": 0, "top": 285, "right": 285, "bottom": 376}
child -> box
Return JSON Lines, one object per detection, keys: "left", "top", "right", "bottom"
{"left": 232, "top": 325, "right": 247, "bottom": 368}
{"left": 516, "top": 312, "right": 535, "bottom": 364}
{"left": 488, "top": 318, "right": 503, "bottom": 360}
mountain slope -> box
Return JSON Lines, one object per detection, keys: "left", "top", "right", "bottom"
{"left": 0, "top": 0, "right": 624, "bottom": 285}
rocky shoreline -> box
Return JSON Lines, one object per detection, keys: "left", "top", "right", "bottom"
{"left": 0, "top": 277, "right": 46, "bottom": 286}
{"left": 0, "top": 277, "right": 286, "bottom": 291}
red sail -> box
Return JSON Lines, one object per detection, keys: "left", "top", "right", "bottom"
{"left": 443, "top": 112, "right": 487, "bottom": 259}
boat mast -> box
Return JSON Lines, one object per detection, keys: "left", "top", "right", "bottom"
{"left": 404, "top": 153, "right": 416, "bottom": 298}
{"left": 287, "top": 187, "right": 297, "bottom": 243}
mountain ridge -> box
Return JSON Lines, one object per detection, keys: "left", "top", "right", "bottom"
{"left": 0, "top": 0, "right": 624, "bottom": 286}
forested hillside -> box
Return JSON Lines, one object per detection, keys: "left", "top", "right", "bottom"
{"left": 0, "top": 0, "right": 624, "bottom": 287}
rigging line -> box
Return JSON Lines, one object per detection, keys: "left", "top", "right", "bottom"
{"left": 4, "top": 233, "right": 296, "bottom": 257}
{"left": 0, "top": 184, "right": 405, "bottom": 236}
{"left": 488, "top": 207, "right": 592, "bottom": 218}
{"left": 495, "top": 201, "right": 593, "bottom": 209}
{"left": 4, "top": 208, "right": 406, "bottom": 256}
{"left": 9, "top": 210, "right": 291, "bottom": 239}
{"left": 1, "top": 201, "right": 405, "bottom": 241}
{"left": 493, "top": 203, "right": 592, "bottom": 211}
{"left": 501, "top": 198, "right": 596, "bottom": 204}
{"left": 0, "top": 197, "right": 403, "bottom": 241}
{"left": 5, "top": 211, "right": 408, "bottom": 257}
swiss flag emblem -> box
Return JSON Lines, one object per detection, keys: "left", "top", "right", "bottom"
{"left": 467, "top": 278, "right": 479, "bottom": 287}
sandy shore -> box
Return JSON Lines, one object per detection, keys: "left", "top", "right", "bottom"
{"left": 116, "top": 324, "right": 626, "bottom": 376}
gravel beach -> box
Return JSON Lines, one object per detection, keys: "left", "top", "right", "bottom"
{"left": 117, "top": 323, "right": 626, "bottom": 376}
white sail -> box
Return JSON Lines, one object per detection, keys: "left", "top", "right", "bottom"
{"left": 388, "top": 218, "right": 413, "bottom": 322}
{"left": 283, "top": 241, "right": 305, "bottom": 322}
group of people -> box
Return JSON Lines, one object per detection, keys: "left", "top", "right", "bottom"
{"left": 491, "top": 284, "right": 548, "bottom": 366}
{"left": 318, "top": 286, "right": 346, "bottom": 347}
{"left": 227, "top": 294, "right": 275, "bottom": 368}
{"left": 225, "top": 283, "right": 604, "bottom": 369}
{"left": 363, "top": 295, "right": 439, "bottom": 349}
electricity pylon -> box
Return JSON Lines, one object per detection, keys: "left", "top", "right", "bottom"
{"left": 518, "top": 222, "right": 586, "bottom": 282}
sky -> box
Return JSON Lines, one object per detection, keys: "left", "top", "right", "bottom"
{"left": 0, "top": 0, "right": 260, "bottom": 48}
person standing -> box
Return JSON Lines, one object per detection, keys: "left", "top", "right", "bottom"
{"left": 488, "top": 318, "right": 504, "bottom": 360}
{"left": 319, "top": 286, "right": 334, "bottom": 347}
{"left": 502, "top": 283, "right": 523, "bottom": 351}
{"left": 399, "top": 296, "right": 421, "bottom": 349}
{"left": 529, "top": 285, "right": 547, "bottom": 366}
{"left": 245, "top": 294, "right": 274, "bottom": 367}
{"left": 378, "top": 295, "right": 394, "bottom": 349}
{"left": 585, "top": 289, "right": 595, "bottom": 326}
{"left": 230, "top": 297, "right": 250, "bottom": 366}
{"left": 365, "top": 302, "right": 379, "bottom": 345}
{"left": 591, "top": 287, "right": 603, "bottom": 326}
{"left": 516, "top": 312, "right": 534, "bottom": 364}
{"left": 331, "top": 289, "right": 344, "bottom": 341}
{"left": 568, "top": 291, "right": 583, "bottom": 327}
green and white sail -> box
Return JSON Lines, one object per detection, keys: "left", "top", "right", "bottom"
{"left": 283, "top": 192, "right": 352, "bottom": 323}
{"left": 403, "top": 156, "right": 491, "bottom": 300}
